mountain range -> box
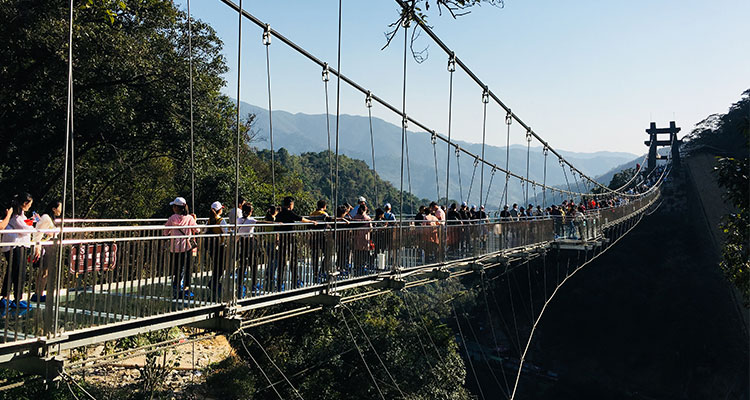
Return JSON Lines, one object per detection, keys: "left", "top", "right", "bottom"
{"left": 240, "top": 102, "right": 640, "bottom": 209}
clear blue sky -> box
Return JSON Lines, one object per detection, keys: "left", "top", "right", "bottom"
{"left": 176, "top": 0, "right": 749, "bottom": 156}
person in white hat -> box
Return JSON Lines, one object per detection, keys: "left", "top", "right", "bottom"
{"left": 349, "top": 196, "right": 367, "bottom": 219}
{"left": 164, "top": 196, "right": 199, "bottom": 300}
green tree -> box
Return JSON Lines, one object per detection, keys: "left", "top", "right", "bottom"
{"left": 0, "top": 0, "right": 309, "bottom": 218}
{"left": 715, "top": 155, "right": 749, "bottom": 306}
{"left": 688, "top": 90, "right": 750, "bottom": 305}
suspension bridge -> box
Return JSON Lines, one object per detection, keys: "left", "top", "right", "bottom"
{"left": 0, "top": 0, "right": 676, "bottom": 397}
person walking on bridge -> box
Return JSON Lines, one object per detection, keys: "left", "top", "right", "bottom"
{"left": 275, "top": 196, "right": 316, "bottom": 290}
{"left": 1, "top": 193, "right": 40, "bottom": 309}
{"left": 164, "top": 197, "right": 199, "bottom": 300}
{"left": 207, "top": 201, "right": 228, "bottom": 301}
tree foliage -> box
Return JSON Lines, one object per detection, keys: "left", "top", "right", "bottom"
{"left": 716, "top": 155, "right": 749, "bottom": 306}
{"left": 208, "top": 283, "right": 476, "bottom": 400}
{"left": 268, "top": 149, "right": 431, "bottom": 215}
{"left": 694, "top": 90, "right": 750, "bottom": 306}
{"left": 0, "top": 0, "right": 310, "bottom": 218}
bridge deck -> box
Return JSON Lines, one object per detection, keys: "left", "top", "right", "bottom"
{"left": 0, "top": 193, "right": 659, "bottom": 372}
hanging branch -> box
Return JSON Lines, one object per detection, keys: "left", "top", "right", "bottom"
{"left": 384, "top": 0, "right": 504, "bottom": 62}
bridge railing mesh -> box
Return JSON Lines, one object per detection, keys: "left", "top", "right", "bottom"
{"left": 0, "top": 193, "right": 657, "bottom": 344}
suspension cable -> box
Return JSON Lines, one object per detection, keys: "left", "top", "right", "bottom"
{"left": 560, "top": 159, "right": 572, "bottom": 197}
{"left": 431, "top": 131, "right": 440, "bottom": 201}
{"left": 238, "top": 334, "right": 284, "bottom": 399}
{"left": 393, "top": 0, "right": 635, "bottom": 198}
{"left": 216, "top": 0, "right": 647, "bottom": 201}
{"left": 323, "top": 64, "right": 333, "bottom": 199}
{"left": 445, "top": 54, "right": 455, "bottom": 208}
{"left": 456, "top": 147, "right": 463, "bottom": 203}
{"left": 245, "top": 332, "right": 305, "bottom": 399}
{"left": 331, "top": 0, "right": 343, "bottom": 293}
{"left": 479, "top": 87, "right": 489, "bottom": 207}
{"left": 188, "top": 0, "right": 195, "bottom": 211}
{"left": 503, "top": 110, "right": 512, "bottom": 207}
{"left": 398, "top": 14, "right": 408, "bottom": 268}
{"left": 484, "top": 168, "right": 496, "bottom": 208}
{"left": 340, "top": 310, "right": 386, "bottom": 400}
{"left": 55, "top": 0, "right": 75, "bottom": 334}
{"left": 524, "top": 128, "right": 532, "bottom": 207}
{"left": 542, "top": 147, "right": 548, "bottom": 207}
{"left": 452, "top": 303, "right": 486, "bottom": 400}
{"left": 510, "top": 212, "right": 648, "bottom": 399}
{"left": 263, "top": 25, "right": 276, "bottom": 205}
{"left": 232, "top": 0, "right": 243, "bottom": 306}
{"left": 571, "top": 168, "right": 582, "bottom": 203}
{"left": 480, "top": 274, "right": 511, "bottom": 398}
{"left": 466, "top": 157, "right": 479, "bottom": 204}
{"left": 343, "top": 305, "right": 405, "bottom": 398}
{"left": 366, "top": 92, "right": 379, "bottom": 206}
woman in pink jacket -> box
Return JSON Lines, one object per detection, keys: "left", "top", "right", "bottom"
{"left": 164, "top": 197, "right": 199, "bottom": 300}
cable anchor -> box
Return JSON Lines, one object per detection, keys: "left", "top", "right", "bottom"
{"left": 505, "top": 109, "right": 513, "bottom": 125}
{"left": 322, "top": 63, "right": 330, "bottom": 82}
{"left": 482, "top": 87, "right": 489, "bottom": 104}
{"left": 365, "top": 91, "right": 373, "bottom": 108}
{"left": 447, "top": 53, "right": 456, "bottom": 72}
{"left": 455, "top": 146, "right": 460, "bottom": 157}
{"left": 402, "top": 115, "right": 408, "bottom": 130}
{"left": 526, "top": 127, "right": 532, "bottom": 142}
{"left": 262, "top": 24, "right": 271, "bottom": 46}
{"left": 430, "top": 130, "right": 437, "bottom": 145}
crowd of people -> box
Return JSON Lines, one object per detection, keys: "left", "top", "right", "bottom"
{"left": 0, "top": 189, "right": 639, "bottom": 305}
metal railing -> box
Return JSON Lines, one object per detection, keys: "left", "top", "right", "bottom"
{"left": 0, "top": 191, "right": 658, "bottom": 345}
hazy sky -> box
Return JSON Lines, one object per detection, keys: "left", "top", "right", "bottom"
{"left": 175, "top": 0, "right": 749, "bottom": 156}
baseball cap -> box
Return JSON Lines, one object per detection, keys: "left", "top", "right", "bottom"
{"left": 210, "top": 201, "right": 224, "bottom": 211}
{"left": 384, "top": 203, "right": 391, "bottom": 209}
{"left": 358, "top": 196, "right": 366, "bottom": 203}
{"left": 461, "top": 201, "right": 467, "bottom": 206}
{"left": 169, "top": 197, "right": 187, "bottom": 206}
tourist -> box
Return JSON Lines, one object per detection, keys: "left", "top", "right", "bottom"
{"left": 227, "top": 195, "right": 245, "bottom": 225}
{"left": 309, "top": 200, "right": 331, "bottom": 281}
{"left": 349, "top": 196, "right": 366, "bottom": 219}
{"left": 164, "top": 197, "right": 199, "bottom": 300}
{"left": 383, "top": 203, "right": 396, "bottom": 222}
{"left": 206, "top": 201, "right": 228, "bottom": 301}
{"left": 478, "top": 205, "right": 488, "bottom": 221}
{"left": 430, "top": 202, "right": 445, "bottom": 222}
{"left": 0, "top": 206, "right": 12, "bottom": 230}
{"left": 31, "top": 200, "right": 62, "bottom": 303}
{"left": 499, "top": 205, "right": 511, "bottom": 220}
{"left": 446, "top": 203, "right": 461, "bottom": 223}
{"left": 334, "top": 205, "right": 351, "bottom": 273}
{"left": 1, "top": 193, "right": 40, "bottom": 309}
{"left": 264, "top": 205, "right": 278, "bottom": 223}
{"left": 509, "top": 203, "right": 519, "bottom": 220}
{"left": 237, "top": 203, "right": 258, "bottom": 298}
{"left": 351, "top": 204, "right": 373, "bottom": 273}
{"left": 459, "top": 202, "right": 470, "bottom": 220}
{"left": 275, "top": 196, "right": 316, "bottom": 290}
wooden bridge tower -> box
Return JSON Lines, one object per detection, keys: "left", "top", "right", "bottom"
{"left": 645, "top": 121, "right": 681, "bottom": 172}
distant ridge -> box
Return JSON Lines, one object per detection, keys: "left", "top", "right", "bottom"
{"left": 240, "top": 101, "right": 638, "bottom": 208}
